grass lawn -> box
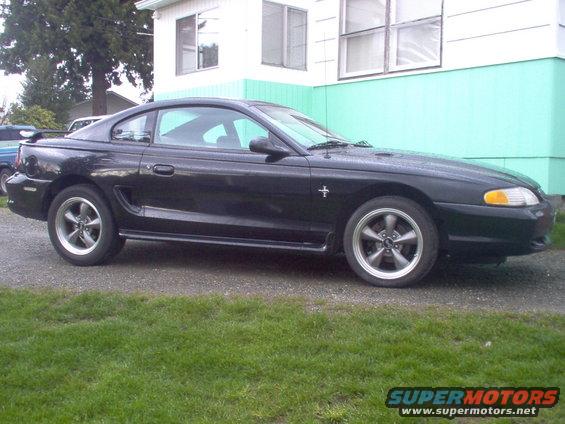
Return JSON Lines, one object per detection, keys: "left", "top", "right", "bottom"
{"left": 0, "top": 196, "right": 7, "bottom": 208}
{"left": 0, "top": 289, "right": 563, "bottom": 423}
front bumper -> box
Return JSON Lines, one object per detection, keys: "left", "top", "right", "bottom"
{"left": 435, "top": 200, "right": 555, "bottom": 257}
{"left": 6, "top": 172, "right": 51, "bottom": 221}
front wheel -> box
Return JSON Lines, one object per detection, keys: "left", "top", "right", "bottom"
{"left": 343, "top": 196, "right": 439, "bottom": 287}
{"left": 48, "top": 184, "right": 122, "bottom": 266}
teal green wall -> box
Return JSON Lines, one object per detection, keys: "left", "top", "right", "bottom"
{"left": 156, "top": 80, "right": 246, "bottom": 100}
{"left": 155, "top": 58, "right": 565, "bottom": 194}
{"left": 310, "top": 58, "right": 564, "bottom": 194}
{"left": 548, "top": 159, "right": 565, "bottom": 195}
{"left": 312, "top": 59, "right": 556, "bottom": 159}
{"left": 552, "top": 59, "right": 565, "bottom": 159}
{"left": 244, "top": 80, "right": 313, "bottom": 115}
{"left": 155, "top": 79, "right": 313, "bottom": 114}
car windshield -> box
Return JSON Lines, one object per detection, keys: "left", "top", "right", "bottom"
{"left": 255, "top": 105, "right": 351, "bottom": 148}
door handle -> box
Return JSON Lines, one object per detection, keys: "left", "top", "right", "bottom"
{"left": 152, "top": 164, "right": 175, "bottom": 176}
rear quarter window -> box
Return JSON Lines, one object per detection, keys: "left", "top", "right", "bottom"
{"left": 111, "top": 114, "right": 152, "bottom": 143}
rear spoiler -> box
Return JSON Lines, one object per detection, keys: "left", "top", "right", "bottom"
{"left": 20, "top": 129, "right": 70, "bottom": 143}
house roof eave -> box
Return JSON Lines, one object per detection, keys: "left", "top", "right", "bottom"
{"left": 135, "top": 0, "right": 181, "bottom": 11}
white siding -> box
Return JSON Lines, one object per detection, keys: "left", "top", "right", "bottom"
{"left": 311, "top": 0, "right": 340, "bottom": 85}
{"left": 558, "top": 0, "right": 565, "bottom": 57}
{"left": 144, "top": 0, "right": 563, "bottom": 95}
{"left": 310, "top": 0, "right": 559, "bottom": 85}
{"left": 443, "top": 0, "right": 556, "bottom": 68}
{"left": 152, "top": 0, "right": 251, "bottom": 95}
{"left": 245, "top": 0, "right": 316, "bottom": 85}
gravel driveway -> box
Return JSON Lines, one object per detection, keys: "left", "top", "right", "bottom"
{"left": 1, "top": 208, "right": 563, "bottom": 313}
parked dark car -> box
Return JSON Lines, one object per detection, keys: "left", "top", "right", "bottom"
{"left": 6, "top": 99, "right": 556, "bottom": 287}
{"left": 0, "top": 125, "right": 35, "bottom": 195}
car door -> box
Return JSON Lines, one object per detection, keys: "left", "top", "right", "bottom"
{"left": 136, "top": 106, "right": 315, "bottom": 244}
{"left": 97, "top": 111, "right": 155, "bottom": 230}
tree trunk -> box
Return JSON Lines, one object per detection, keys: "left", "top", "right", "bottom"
{"left": 92, "top": 66, "right": 110, "bottom": 116}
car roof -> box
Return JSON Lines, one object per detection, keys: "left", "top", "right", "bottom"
{"left": 67, "top": 97, "right": 291, "bottom": 143}
{"left": 123, "top": 97, "right": 284, "bottom": 114}
{"left": 71, "top": 115, "right": 109, "bottom": 122}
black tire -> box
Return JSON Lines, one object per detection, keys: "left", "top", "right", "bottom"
{"left": 0, "top": 168, "right": 12, "bottom": 196}
{"left": 343, "top": 196, "right": 439, "bottom": 288}
{"left": 47, "top": 184, "right": 122, "bottom": 266}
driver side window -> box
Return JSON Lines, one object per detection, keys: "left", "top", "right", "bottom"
{"left": 234, "top": 118, "right": 268, "bottom": 149}
{"left": 154, "top": 107, "right": 269, "bottom": 151}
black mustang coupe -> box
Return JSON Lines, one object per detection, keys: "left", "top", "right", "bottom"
{"left": 7, "top": 99, "right": 556, "bottom": 287}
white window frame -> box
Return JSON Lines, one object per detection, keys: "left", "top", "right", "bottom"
{"left": 339, "top": 0, "right": 443, "bottom": 79}
{"left": 176, "top": 8, "right": 219, "bottom": 76}
{"left": 262, "top": 1, "right": 308, "bottom": 71}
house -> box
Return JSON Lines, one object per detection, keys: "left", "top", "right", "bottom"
{"left": 135, "top": 0, "right": 565, "bottom": 195}
{"left": 68, "top": 90, "right": 139, "bottom": 123}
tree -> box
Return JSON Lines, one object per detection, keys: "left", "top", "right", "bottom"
{"left": 0, "top": 0, "right": 153, "bottom": 115}
{"left": 9, "top": 105, "right": 60, "bottom": 129}
{"left": 0, "top": 96, "right": 8, "bottom": 125}
{"left": 19, "top": 57, "right": 88, "bottom": 125}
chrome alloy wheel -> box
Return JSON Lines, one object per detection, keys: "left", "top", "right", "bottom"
{"left": 55, "top": 197, "right": 102, "bottom": 256}
{"left": 352, "top": 208, "right": 424, "bottom": 280}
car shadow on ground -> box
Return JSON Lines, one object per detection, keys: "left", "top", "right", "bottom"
{"left": 112, "top": 241, "right": 558, "bottom": 290}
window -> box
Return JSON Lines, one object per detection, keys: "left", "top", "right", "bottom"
{"left": 262, "top": 1, "right": 307, "bottom": 70}
{"left": 257, "top": 105, "right": 349, "bottom": 148}
{"left": 69, "top": 119, "right": 99, "bottom": 133}
{"left": 340, "top": 0, "right": 442, "bottom": 78}
{"left": 111, "top": 114, "right": 151, "bottom": 143}
{"left": 203, "top": 124, "right": 227, "bottom": 144}
{"left": 155, "top": 107, "right": 269, "bottom": 151}
{"left": 176, "top": 8, "right": 219, "bottom": 75}
{"left": 234, "top": 119, "right": 269, "bottom": 149}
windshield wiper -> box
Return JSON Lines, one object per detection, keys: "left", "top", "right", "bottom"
{"left": 307, "top": 138, "right": 351, "bottom": 150}
{"left": 353, "top": 140, "right": 372, "bottom": 148}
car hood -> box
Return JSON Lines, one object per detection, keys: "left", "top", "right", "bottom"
{"left": 316, "top": 147, "right": 540, "bottom": 190}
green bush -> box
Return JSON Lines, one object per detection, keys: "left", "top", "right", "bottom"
{"left": 9, "top": 105, "right": 61, "bottom": 129}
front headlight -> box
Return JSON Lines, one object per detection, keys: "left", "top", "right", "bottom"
{"left": 484, "top": 187, "right": 539, "bottom": 206}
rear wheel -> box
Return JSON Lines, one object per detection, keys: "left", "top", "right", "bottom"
{"left": 0, "top": 168, "right": 12, "bottom": 196}
{"left": 343, "top": 196, "right": 438, "bottom": 287}
{"left": 48, "top": 185, "right": 122, "bottom": 266}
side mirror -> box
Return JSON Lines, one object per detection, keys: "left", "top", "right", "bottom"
{"left": 249, "top": 136, "right": 290, "bottom": 157}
